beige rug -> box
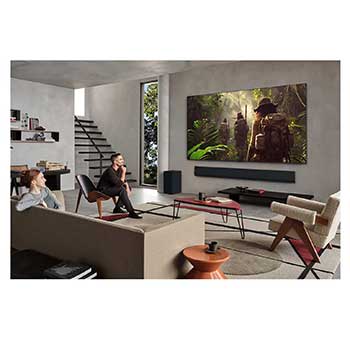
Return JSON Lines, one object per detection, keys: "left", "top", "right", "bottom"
{"left": 216, "top": 239, "right": 282, "bottom": 275}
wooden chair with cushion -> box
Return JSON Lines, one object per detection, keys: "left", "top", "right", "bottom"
{"left": 75, "top": 174, "right": 116, "bottom": 219}
{"left": 269, "top": 192, "right": 340, "bottom": 263}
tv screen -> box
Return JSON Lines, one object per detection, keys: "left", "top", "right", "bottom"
{"left": 187, "top": 83, "right": 307, "bottom": 164}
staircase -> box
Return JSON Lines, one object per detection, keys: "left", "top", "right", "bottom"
{"left": 74, "top": 116, "right": 137, "bottom": 183}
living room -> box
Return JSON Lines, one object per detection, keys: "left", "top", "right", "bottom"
{"left": 9, "top": 60, "right": 341, "bottom": 280}
{"left": 1, "top": 1, "right": 348, "bottom": 349}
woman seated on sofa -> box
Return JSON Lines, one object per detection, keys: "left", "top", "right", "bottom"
{"left": 16, "top": 168, "right": 62, "bottom": 212}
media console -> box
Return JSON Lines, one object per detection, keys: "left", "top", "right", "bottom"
{"left": 218, "top": 187, "right": 313, "bottom": 206}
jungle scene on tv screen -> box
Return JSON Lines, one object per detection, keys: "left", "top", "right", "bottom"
{"left": 187, "top": 83, "right": 307, "bottom": 164}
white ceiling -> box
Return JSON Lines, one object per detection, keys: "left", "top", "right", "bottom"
{"left": 11, "top": 60, "right": 231, "bottom": 89}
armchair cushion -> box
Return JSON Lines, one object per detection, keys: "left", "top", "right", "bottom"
{"left": 87, "top": 191, "right": 110, "bottom": 202}
{"left": 314, "top": 191, "right": 340, "bottom": 236}
{"left": 287, "top": 196, "right": 325, "bottom": 214}
{"left": 269, "top": 191, "right": 340, "bottom": 249}
{"left": 269, "top": 214, "right": 305, "bottom": 240}
{"left": 268, "top": 214, "right": 329, "bottom": 248}
{"left": 268, "top": 214, "right": 286, "bottom": 232}
{"left": 270, "top": 201, "right": 317, "bottom": 225}
{"left": 52, "top": 190, "right": 65, "bottom": 211}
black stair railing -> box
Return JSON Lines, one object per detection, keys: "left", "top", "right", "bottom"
{"left": 74, "top": 116, "right": 104, "bottom": 177}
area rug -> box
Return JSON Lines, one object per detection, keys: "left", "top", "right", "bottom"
{"left": 134, "top": 202, "right": 341, "bottom": 279}
{"left": 217, "top": 239, "right": 283, "bottom": 275}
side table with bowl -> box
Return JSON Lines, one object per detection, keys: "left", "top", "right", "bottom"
{"left": 183, "top": 243, "right": 230, "bottom": 279}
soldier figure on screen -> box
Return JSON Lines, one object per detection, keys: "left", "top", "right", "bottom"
{"left": 247, "top": 98, "right": 293, "bottom": 162}
{"left": 219, "top": 118, "right": 230, "bottom": 144}
{"left": 234, "top": 112, "right": 249, "bottom": 161}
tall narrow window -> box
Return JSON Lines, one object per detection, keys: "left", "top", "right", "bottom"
{"left": 141, "top": 81, "right": 158, "bottom": 185}
{"left": 74, "top": 88, "right": 85, "bottom": 116}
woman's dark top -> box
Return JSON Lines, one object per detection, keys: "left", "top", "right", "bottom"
{"left": 97, "top": 166, "right": 124, "bottom": 195}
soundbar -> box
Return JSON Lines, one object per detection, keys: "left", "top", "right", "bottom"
{"left": 194, "top": 166, "right": 295, "bottom": 183}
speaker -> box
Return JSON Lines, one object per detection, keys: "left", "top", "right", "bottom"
{"left": 194, "top": 166, "right": 295, "bottom": 183}
{"left": 164, "top": 170, "right": 182, "bottom": 194}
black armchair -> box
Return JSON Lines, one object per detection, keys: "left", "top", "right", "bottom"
{"left": 75, "top": 174, "right": 116, "bottom": 218}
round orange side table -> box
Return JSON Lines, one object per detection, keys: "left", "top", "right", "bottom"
{"left": 183, "top": 245, "right": 230, "bottom": 279}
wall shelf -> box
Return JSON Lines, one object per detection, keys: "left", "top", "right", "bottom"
{"left": 11, "top": 140, "right": 56, "bottom": 143}
{"left": 10, "top": 129, "right": 59, "bottom": 142}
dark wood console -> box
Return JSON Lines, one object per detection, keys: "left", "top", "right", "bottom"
{"left": 218, "top": 187, "right": 313, "bottom": 206}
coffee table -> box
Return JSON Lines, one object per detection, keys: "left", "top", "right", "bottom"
{"left": 183, "top": 244, "right": 230, "bottom": 279}
{"left": 173, "top": 197, "right": 245, "bottom": 239}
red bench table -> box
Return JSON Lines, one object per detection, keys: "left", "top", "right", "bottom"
{"left": 173, "top": 197, "right": 245, "bottom": 239}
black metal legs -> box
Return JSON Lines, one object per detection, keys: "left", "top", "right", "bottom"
{"left": 235, "top": 209, "right": 245, "bottom": 239}
{"left": 220, "top": 208, "right": 229, "bottom": 224}
{"left": 221, "top": 209, "right": 245, "bottom": 239}
{"left": 75, "top": 189, "right": 82, "bottom": 213}
{"left": 11, "top": 177, "right": 19, "bottom": 196}
{"left": 172, "top": 201, "right": 181, "bottom": 219}
{"left": 172, "top": 200, "right": 246, "bottom": 239}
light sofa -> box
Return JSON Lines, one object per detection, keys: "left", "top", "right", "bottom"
{"left": 11, "top": 193, "right": 205, "bottom": 279}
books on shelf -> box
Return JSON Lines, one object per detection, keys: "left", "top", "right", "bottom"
{"left": 29, "top": 118, "right": 40, "bottom": 130}
{"left": 36, "top": 160, "right": 65, "bottom": 171}
{"left": 43, "top": 262, "right": 94, "bottom": 279}
{"left": 206, "top": 196, "right": 232, "bottom": 203}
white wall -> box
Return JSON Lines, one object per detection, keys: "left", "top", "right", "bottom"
{"left": 11, "top": 78, "right": 75, "bottom": 190}
{"left": 74, "top": 90, "right": 90, "bottom": 183}
{"left": 169, "top": 61, "right": 340, "bottom": 201}
{"left": 157, "top": 74, "right": 170, "bottom": 192}
{"left": 85, "top": 80, "right": 141, "bottom": 183}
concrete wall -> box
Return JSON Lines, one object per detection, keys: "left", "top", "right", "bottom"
{"left": 85, "top": 81, "right": 141, "bottom": 183}
{"left": 74, "top": 96, "right": 90, "bottom": 183}
{"left": 74, "top": 132, "right": 90, "bottom": 183}
{"left": 169, "top": 61, "right": 340, "bottom": 201}
{"left": 11, "top": 78, "right": 75, "bottom": 190}
{"left": 157, "top": 75, "right": 170, "bottom": 192}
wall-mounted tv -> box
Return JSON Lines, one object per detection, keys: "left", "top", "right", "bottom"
{"left": 187, "top": 83, "right": 307, "bottom": 164}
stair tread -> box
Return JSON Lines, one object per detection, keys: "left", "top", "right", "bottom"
{"left": 75, "top": 118, "right": 94, "bottom": 123}
{"left": 75, "top": 144, "right": 111, "bottom": 147}
{"left": 79, "top": 151, "right": 116, "bottom": 154}
{"left": 84, "top": 158, "right": 110, "bottom": 161}
{"left": 89, "top": 165, "right": 110, "bottom": 170}
{"left": 94, "top": 175, "right": 136, "bottom": 181}
{"left": 75, "top": 124, "right": 98, "bottom": 129}
{"left": 75, "top": 131, "right": 102, "bottom": 134}
{"left": 89, "top": 165, "right": 131, "bottom": 174}
{"left": 75, "top": 137, "right": 107, "bottom": 140}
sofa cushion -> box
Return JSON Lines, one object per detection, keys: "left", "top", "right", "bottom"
{"left": 52, "top": 190, "right": 65, "bottom": 211}
{"left": 113, "top": 213, "right": 172, "bottom": 232}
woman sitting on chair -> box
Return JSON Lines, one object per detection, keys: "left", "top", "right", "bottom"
{"left": 97, "top": 153, "right": 142, "bottom": 219}
{"left": 16, "top": 168, "right": 62, "bottom": 212}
